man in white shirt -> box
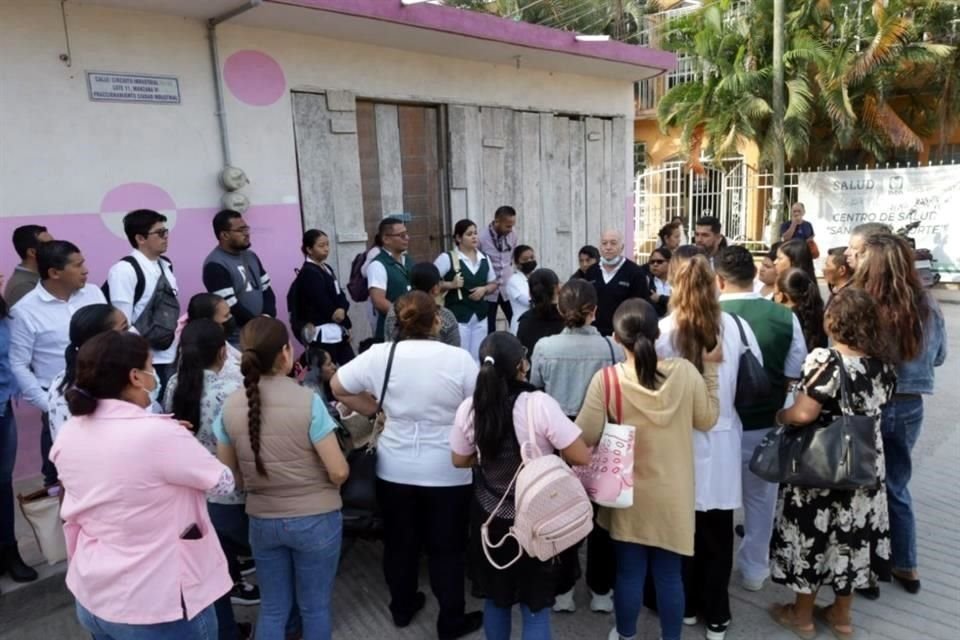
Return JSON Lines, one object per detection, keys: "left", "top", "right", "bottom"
{"left": 10, "top": 240, "right": 106, "bottom": 488}
{"left": 105, "top": 210, "right": 180, "bottom": 389}
{"left": 715, "top": 245, "right": 807, "bottom": 594}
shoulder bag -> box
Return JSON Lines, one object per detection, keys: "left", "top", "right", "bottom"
{"left": 573, "top": 366, "right": 635, "bottom": 508}
{"left": 731, "top": 314, "right": 773, "bottom": 412}
{"left": 339, "top": 340, "right": 397, "bottom": 536}
{"left": 749, "top": 350, "right": 877, "bottom": 490}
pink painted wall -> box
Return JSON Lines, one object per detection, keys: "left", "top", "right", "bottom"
{"left": 2, "top": 201, "right": 303, "bottom": 481}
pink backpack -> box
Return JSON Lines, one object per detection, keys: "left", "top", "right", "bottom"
{"left": 481, "top": 392, "right": 594, "bottom": 569}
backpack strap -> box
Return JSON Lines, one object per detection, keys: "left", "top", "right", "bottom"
{"left": 120, "top": 256, "right": 147, "bottom": 306}
{"left": 449, "top": 250, "right": 463, "bottom": 301}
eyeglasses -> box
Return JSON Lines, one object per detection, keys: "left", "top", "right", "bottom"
{"left": 229, "top": 225, "right": 251, "bottom": 234}
{"left": 384, "top": 231, "right": 409, "bottom": 239}
{"left": 649, "top": 259, "right": 666, "bottom": 265}
{"left": 148, "top": 228, "right": 169, "bottom": 238}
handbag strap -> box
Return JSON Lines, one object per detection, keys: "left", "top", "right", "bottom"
{"left": 602, "top": 366, "right": 623, "bottom": 424}
{"left": 376, "top": 340, "right": 398, "bottom": 415}
{"left": 730, "top": 314, "right": 750, "bottom": 350}
{"left": 831, "top": 349, "right": 856, "bottom": 415}
{"left": 605, "top": 337, "right": 616, "bottom": 365}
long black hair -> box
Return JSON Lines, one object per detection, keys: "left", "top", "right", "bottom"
{"left": 472, "top": 332, "right": 534, "bottom": 459}
{"left": 777, "top": 268, "right": 827, "bottom": 350}
{"left": 778, "top": 238, "right": 817, "bottom": 281}
{"left": 59, "top": 304, "right": 119, "bottom": 394}
{"left": 171, "top": 320, "right": 226, "bottom": 434}
{"left": 528, "top": 268, "right": 559, "bottom": 317}
{"left": 613, "top": 299, "right": 663, "bottom": 389}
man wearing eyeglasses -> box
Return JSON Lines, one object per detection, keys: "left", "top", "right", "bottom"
{"left": 203, "top": 209, "right": 277, "bottom": 347}
{"left": 105, "top": 209, "right": 181, "bottom": 388}
{"left": 368, "top": 216, "right": 414, "bottom": 342}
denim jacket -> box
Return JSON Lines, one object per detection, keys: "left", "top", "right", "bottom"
{"left": 895, "top": 296, "right": 947, "bottom": 395}
{"left": 0, "top": 319, "right": 16, "bottom": 416}
{"left": 530, "top": 325, "right": 625, "bottom": 416}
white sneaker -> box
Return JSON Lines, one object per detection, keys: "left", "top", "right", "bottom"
{"left": 607, "top": 628, "right": 637, "bottom": 640}
{"left": 740, "top": 575, "right": 765, "bottom": 592}
{"left": 552, "top": 588, "right": 576, "bottom": 613}
{"left": 683, "top": 615, "right": 698, "bottom": 626}
{"left": 590, "top": 590, "right": 614, "bottom": 613}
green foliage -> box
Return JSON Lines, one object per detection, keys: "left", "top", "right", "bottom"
{"left": 651, "top": 0, "right": 958, "bottom": 168}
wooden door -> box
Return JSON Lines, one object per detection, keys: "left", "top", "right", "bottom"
{"left": 356, "top": 101, "right": 445, "bottom": 264}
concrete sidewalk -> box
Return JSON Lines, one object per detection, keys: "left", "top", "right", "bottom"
{"left": 3, "top": 309, "right": 959, "bottom": 639}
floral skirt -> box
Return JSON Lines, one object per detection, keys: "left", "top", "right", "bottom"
{"left": 770, "top": 482, "right": 890, "bottom": 595}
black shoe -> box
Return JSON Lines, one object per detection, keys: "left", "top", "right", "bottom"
{"left": 237, "top": 622, "right": 254, "bottom": 640}
{"left": 438, "top": 611, "right": 483, "bottom": 640}
{"left": 892, "top": 572, "right": 921, "bottom": 594}
{"left": 392, "top": 591, "right": 427, "bottom": 628}
{"left": 855, "top": 586, "right": 881, "bottom": 600}
{"left": 734, "top": 524, "right": 745, "bottom": 538}
{"left": 0, "top": 544, "right": 39, "bottom": 583}
{"left": 238, "top": 557, "right": 256, "bottom": 577}
{"left": 230, "top": 580, "right": 261, "bottom": 606}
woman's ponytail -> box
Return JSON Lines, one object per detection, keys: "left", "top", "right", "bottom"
{"left": 613, "top": 299, "right": 663, "bottom": 390}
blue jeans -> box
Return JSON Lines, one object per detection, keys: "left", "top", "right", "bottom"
{"left": 613, "top": 542, "right": 684, "bottom": 640}
{"left": 483, "top": 600, "right": 551, "bottom": 640}
{"left": 76, "top": 602, "right": 218, "bottom": 639}
{"left": 881, "top": 396, "right": 924, "bottom": 572}
{"left": 0, "top": 402, "right": 17, "bottom": 545}
{"left": 249, "top": 511, "right": 342, "bottom": 640}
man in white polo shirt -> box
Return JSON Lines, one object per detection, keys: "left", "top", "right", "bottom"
{"left": 105, "top": 209, "right": 180, "bottom": 390}
{"left": 10, "top": 240, "right": 105, "bottom": 488}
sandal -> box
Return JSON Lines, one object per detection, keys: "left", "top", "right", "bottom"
{"left": 769, "top": 603, "right": 818, "bottom": 640}
{"left": 813, "top": 605, "right": 854, "bottom": 640}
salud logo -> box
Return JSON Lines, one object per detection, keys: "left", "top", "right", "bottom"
{"left": 888, "top": 176, "right": 904, "bottom": 194}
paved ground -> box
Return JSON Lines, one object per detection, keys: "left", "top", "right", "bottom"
{"left": 2, "top": 304, "right": 959, "bottom": 639}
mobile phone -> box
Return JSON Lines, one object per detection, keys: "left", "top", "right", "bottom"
{"left": 180, "top": 523, "right": 202, "bottom": 540}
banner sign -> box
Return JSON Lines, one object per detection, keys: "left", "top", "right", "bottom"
{"left": 87, "top": 72, "right": 180, "bottom": 104}
{"left": 798, "top": 165, "right": 960, "bottom": 281}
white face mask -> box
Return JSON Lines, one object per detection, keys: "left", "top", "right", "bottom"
{"left": 140, "top": 369, "right": 161, "bottom": 404}
{"left": 601, "top": 255, "right": 624, "bottom": 267}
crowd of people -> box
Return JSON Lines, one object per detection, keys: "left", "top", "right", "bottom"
{"left": 0, "top": 203, "right": 946, "bottom": 640}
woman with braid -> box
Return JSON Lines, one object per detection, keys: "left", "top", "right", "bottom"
{"left": 215, "top": 317, "right": 349, "bottom": 640}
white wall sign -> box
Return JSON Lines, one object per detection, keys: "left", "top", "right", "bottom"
{"left": 87, "top": 72, "right": 180, "bottom": 104}
{"left": 798, "top": 165, "right": 960, "bottom": 281}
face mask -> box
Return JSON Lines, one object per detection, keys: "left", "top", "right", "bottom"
{"left": 519, "top": 260, "right": 537, "bottom": 275}
{"left": 221, "top": 317, "right": 237, "bottom": 337}
{"left": 141, "top": 369, "right": 161, "bottom": 404}
{"left": 601, "top": 255, "right": 623, "bottom": 267}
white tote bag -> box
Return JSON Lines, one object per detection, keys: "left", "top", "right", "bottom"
{"left": 18, "top": 488, "right": 67, "bottom": 565}
{"left": 574, "top": 366, "right": 635, "bottom": 509}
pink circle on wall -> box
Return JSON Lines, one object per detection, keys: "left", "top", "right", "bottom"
{"left": 224, "top": 50, "right": 287, "bottom": 107}
{"left": 99, "top": 182, "right": 178, "bottom": 239}
{"left": 100, "top": 182, "right": 176, "bottom": 213}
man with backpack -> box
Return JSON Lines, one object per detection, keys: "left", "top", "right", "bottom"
{"left": 715, "top": 245, "right": 807, "bottom": 593}
{"left": 367, "top": 217, "right": 414, "bottom": 342}
{"left": 104, "top": 209, "right": 181, "bottom": 390}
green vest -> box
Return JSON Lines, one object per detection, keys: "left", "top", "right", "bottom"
{"left": 443, "top": 251, "right": 490, "bottom": 323}
{"left": 374, "top": 251, "right": 414, "bottom": 341}
{"left": 721, "top": 297, "right": 795, "bottom": 430}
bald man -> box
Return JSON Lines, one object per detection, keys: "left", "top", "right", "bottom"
{"left": 584, "top": 230, "right": 650, "bottom": 336}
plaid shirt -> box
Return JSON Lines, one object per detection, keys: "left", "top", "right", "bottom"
{"left": 478, "top": 223, "right": 517, "bottom": 302}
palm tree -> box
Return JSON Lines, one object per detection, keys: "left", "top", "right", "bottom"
{"left": 652, "top": 0, "right": 954, "bottom": 168}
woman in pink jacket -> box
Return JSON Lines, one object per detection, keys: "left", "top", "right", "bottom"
{"left": 51, "top": 331, "right": 235, "bottom": 639}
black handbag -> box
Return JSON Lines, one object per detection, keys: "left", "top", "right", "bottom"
{"left": 731, "top": 314, "right": 772, "bottom": 411}
{"left": 749, "top": 351, "right": 877, "bottom": 490}
{"left": 339, "top": 341, "right": 397, "bottom": 536}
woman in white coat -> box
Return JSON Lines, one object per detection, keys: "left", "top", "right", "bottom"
{"left": 505, "top": 245, "right": 536, "bottom": 334}
{"left": 654, "top": 249, "right": 760, "bottom": 640}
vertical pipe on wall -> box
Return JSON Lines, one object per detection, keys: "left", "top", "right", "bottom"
{"left": 207, "top": 0, "right": 263, "bottom": 169}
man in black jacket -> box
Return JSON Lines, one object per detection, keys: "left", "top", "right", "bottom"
{"left": 584, "top": 229, "right": 649, "bottom": 336}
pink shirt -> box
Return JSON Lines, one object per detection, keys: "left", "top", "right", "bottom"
{"left": 50, "top": 400, "right": 232, "bottom": 624}
{"left": 451, "top": 390, "right": 582, "bottom": 457}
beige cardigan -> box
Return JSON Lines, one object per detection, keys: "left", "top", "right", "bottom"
{"left": 576, "top": 359, "right": 719, "bottom": 556}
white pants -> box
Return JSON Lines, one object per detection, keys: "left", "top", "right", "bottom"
{"left": 737, "top": 427, "right": 779, "bottom": 582}
{"left": 458, "top": 316, "right": 488, "bottom": 362}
